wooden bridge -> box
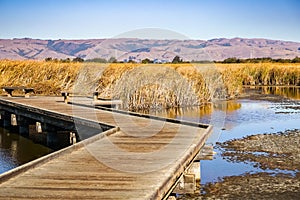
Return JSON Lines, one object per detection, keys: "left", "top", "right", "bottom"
{"left": 0, "top": 96, "right": 212, "bottom": 199}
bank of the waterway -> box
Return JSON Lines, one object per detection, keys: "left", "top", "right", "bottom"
{"left": 136, "top": 86, "right": 299, "bottom": 199}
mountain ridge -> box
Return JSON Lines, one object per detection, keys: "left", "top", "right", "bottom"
{"left": 1, "top": 37, "right": 300, "bottom": 61}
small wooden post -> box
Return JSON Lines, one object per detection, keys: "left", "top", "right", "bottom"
{"left": 11, "top": 114, "right": 17, "bottom": 126}
{"left": 70, "top": 132, "right": 77, "bottom": 145}
{"left": 93, "top": 91, "right": 99, "bottom": 101}
{"left": 23, "top": 88, "right": 34, "bottom": 98}
{"left": 188, "top": 161, "right": 200, "bottom": 181}
{"left": 0, "top": 110, "right": 4, "bottom": 120}
{"left": 36, "top": 122, "right": 42, "bottom": 133}
{"left": 24, "top": 90, "right": 30, "bottom": 98}
{"left": 3, "top": 88, "right": 13, "bottom": 97}
{"left": 61, "top": 92, "right": 69, "bottom": 103}
{"left": 172, "top": 161, "right": 200, "bottom": 194}
{"left": 194, "top": 145, "right": 215, "bottom": 161}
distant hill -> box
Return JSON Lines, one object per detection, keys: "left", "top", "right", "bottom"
{"left": 1, "top": 37, "right": 300, "bottom": 62}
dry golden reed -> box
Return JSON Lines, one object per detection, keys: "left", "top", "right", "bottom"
{"left": 0, "top": 60, "right": 81, "bottom": 95}
{"left": 1, "top": 60, "right": 299, "bottom": 109}
{"left": 217, "top": 63, "right": 300, "bottom": 86}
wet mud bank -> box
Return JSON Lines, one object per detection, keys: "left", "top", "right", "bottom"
{"left": 200, "top": 172, "right": 300, "bottom": 199}
{"left": 200, "top": 129, "right": 300, "bottom": 199}
{"left": 218, "top": 129, "right": 300, "bottom": 171}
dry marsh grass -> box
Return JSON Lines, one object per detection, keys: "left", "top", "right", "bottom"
{"left": 97, "top": 63, "right": 225, "bottom": 110}
{"left": 0, "top": 60, "right": 81, "bottom": 95}
{"left": 1, "top": 60, "right": 299, "bottom": 109}
{"left": 217, "top": 63, "right": 300, "bottom": 86}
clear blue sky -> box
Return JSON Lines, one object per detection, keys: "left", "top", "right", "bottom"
{"left": 0, "top": 0, "right": 299, "bottom": 41}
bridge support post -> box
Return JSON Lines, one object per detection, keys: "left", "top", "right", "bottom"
{"left": 69, "top": 132, "right": 77, "bottom": 145}
{"left": 43, "top": 123, "right": 58, "bottom": 149}
{"left": 42, "top": 123, "right": 75, "bottom": 150}
{"left": 1, "top": 112, "right": 13, "bottom": 129}
{"left": 172, "top": 161, "right": 200, "bottom": 195}
{"left": 49, "top": 131, "right": 74, "bottom": 150}
{"left": 194, "top": 145, "right": 215, "bottom": 161}
{"left": 28, "top": 122, "right": 47, "bottom": 145}
{"left": 172, "top": 145, "right": 215, "bottom": 196}
{"left": 36, "top": 122, "right": 42, "bottom": 133}
{"left": 188, "top": 161, "right": 200, "bottom": 182}
{"left": 17, "top": 116, "right": 35, "bottom": 137}
{"left": 0, "top": 110, "right": 5, "bottom": 127}
{"left": 17, "top": 115, "right": 36, "bottom": 137}
{"left": 11, "top": 114, "right": 17, "bottom": 126}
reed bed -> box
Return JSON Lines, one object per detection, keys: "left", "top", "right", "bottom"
{"left": 97, "top": 63, "right": 235, "bottom": 110}
{"left": 111, "top": 64, "right": 206, "bottom": 110}
{"left": 217, "top": 63, "right": 300, "bottom": 86}
{"left": 1, "top": 60, "right": 299, "bottom": 110}
{"left": 0, "top": 60, "right": 81, "bottom": 95}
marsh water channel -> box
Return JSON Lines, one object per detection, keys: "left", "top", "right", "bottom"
{"left": 0, "top": 86, "right": 299, "bottom": 198}
{"left": 153, "top": 86, "right": 300, "bottom": 199}
{"left": 155, "top": 86, "right": 300, "bottom": 182}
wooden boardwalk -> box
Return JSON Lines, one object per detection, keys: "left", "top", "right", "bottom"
{"left": 0, "top": 96, "right": 212, "bottom": 199}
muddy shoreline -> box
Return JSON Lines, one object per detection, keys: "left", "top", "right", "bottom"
{"left": 218, "top": 130, "right": 300, "bottom": 171}
{"left": 203, "top": 129, "right": 300, "bottom": 199}
{"left": 200, "top": 171, "right": 300, "bottom": 199}
{"left": 179, "top": 129, "right": 300, "bottom": 199}
{"left": 178, "top": 86, "right": 300, "bottom": 199}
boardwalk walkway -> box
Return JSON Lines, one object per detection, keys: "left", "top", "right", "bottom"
{"left": 0, "top": 96, "right": 211, "bottom": 199}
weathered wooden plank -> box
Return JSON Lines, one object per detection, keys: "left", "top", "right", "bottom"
{"left": 0, "top": 96, "right": 212, "bottom": 199}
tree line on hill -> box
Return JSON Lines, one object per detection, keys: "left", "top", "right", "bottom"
{"left": 45, "top": 56, "right": 300, "bottom": 64}
{"left": 45, "top": 57, "right": 84, "bottom": 63}
{"left": 215, "top": 56, "right": 300, "bottom": 63}
{"left": 44, "top": 55, "right": 188, "bottom": 64}
{"left": 85, "top": 55, "right": 189, "bottom": 64}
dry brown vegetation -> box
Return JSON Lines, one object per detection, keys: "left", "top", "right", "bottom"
{"left": 0, "top": 60, "right": 81, "bottom": 95}
{"left": 217, "top": 63, "right": 300, "bottom": 86}
{"left": 1, "top": 60, "right": 299, "bottom": 110}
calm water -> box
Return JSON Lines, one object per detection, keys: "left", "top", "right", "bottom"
{"left": 149, "top": 86, "right": 300, "bottom": 185}
{"left": 0, "top": 128, "right": 53, "bottom": 174}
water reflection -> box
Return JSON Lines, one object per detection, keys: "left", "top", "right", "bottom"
{"left": 141, "top": 87, "right": 300, "bottom": 187}
{"left": 0, "top": 127, "right": 53, "bottom": 174}
{"left": 248, "top": 86, "right": 300, "bottom": 100}
{"left": 147, "top": 100, "right": 242, "bottom": 123}
{"left": 142, "top": 101, "right": 242, "bottom": 146}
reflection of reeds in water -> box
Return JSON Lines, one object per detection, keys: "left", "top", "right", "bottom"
{"left": 260, "top": 86, "right": 300, "bottom": 100}
{"left": 145, "top": 101, "right": 242, "bottom": 120}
